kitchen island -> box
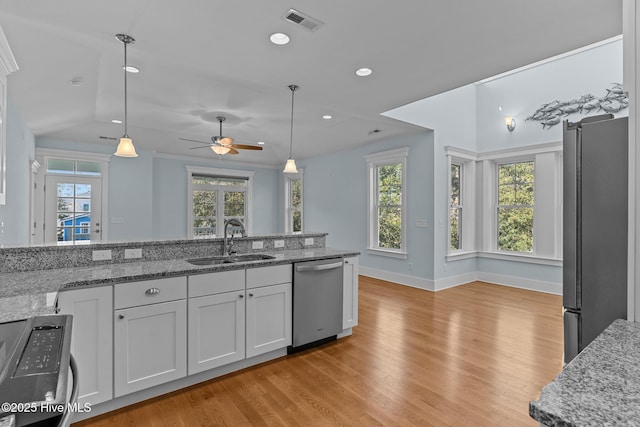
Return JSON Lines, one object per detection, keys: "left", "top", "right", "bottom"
{"left": 529, "top": 319, "right": 640, "bottom": 426}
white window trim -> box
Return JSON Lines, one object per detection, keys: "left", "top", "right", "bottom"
{"left": 284, "top": 168, "right": 304, "bottom": 233}
{"left": 365, "top": 147, "right": 409, "bottom": 258}
{"left": 445, "top": 142, "right": 562, "bottom": 265}
{"left": 446, "top": 149, "right": 476, "bottom": 256}
{"left": 186, "top": 166, "right": 255, "bottom": 238}
{"left": 34, "top": 148, "right": 110, "bottom": 242}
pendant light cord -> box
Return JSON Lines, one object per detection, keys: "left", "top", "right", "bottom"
{"left": 123, "top": 39, "right": 128, "bottom": 137}
{"left": 288, "top": 85, "right": 298, "bottom": 159}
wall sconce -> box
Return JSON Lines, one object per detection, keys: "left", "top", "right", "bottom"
{"left": 505, "top": 116, "right": 516, "bottom": 132}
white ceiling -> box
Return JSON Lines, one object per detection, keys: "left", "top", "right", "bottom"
{"left": 0, "top": 0, "right": 623, "bottom": 167}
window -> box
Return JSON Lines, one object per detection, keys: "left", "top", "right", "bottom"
{"left": 365, "top": 148, "right": 408, "bottom": 258}
{"left": 285, "top": 171, "right": 303, "bottom": 233}
{"left": 497, "top": 160, "right": 534, "bottom": 253}
{"left": 446, "top": 148, "right": 476, "bottom": 256}
{"left": 186, "top": 167, "right": 254, "bottom": 239}
{"left": 450, "top": 163, "right": 462, "bottom": 251}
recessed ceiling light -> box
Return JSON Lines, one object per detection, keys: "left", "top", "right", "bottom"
{"left": 122, "top": 65, "right": 140, "bottom": 73}
{"left": 111, "top": 119, "right": 122, "bottom": 124}
{"left": 322, "top": 115, "right": 332, "bottom": 120}
{"left": 257, "top": 141, "right": 265, "bottom": 145}
{"left": 355, "top": 67, "right": 373, "bottom": 77}
{"left": 270, "top": 33, "right": 290, "bottom": 45}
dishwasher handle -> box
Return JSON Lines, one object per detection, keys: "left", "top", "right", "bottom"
{"left": 295, "top": 261, "right": 343, "bottom": 272}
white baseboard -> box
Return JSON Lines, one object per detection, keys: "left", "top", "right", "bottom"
{"left": 359, "top": 266, "right": 434, "bottom": 290}
{"left": 477, "top": 272, "right": 562, "bottom": 295}
{"left": 359, "top": 266, "right": 562, "bottom": 295}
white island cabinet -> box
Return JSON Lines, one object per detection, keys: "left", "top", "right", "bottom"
{"left": 245, "top": 265, "right": 292, "bottom": 358}
{"left": 187, "top": 270, "right": 246, "bottom": 374}
{"left": 56, "top": 286, "right": 113, "bottom": 406}
{"left": 343, "top": 256, "right": 359, "bottom": 329}
{"left": 114, "top": 277, "right": 187, "bottom": 397}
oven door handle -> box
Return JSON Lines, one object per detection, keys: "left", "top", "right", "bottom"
{"left": 57, "top": 354, "right": 79, "bottom": 427}
{"left": 295, "top": 261, "right": 343, "bottom": 272}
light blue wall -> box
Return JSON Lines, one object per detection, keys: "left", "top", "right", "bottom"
{"left": 35, "top": 138, "right": 280, "bottom": 241}
{"left": 302, "top": 131, "right": 434, "bottom": 280}
{"left": 0, "top": 96, "right": 35, "bottom": 245}
{"left": 152, "top": 157, "right": 279, "bottom": 239}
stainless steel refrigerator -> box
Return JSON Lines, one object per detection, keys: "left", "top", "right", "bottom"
{"left": 563, "top": 114, "right": 628, "bottom": 363}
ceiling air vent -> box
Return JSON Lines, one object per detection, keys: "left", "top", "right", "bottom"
{"left": 284, "top": 8, "right": 324, "bottom": 32}
{"left": 99, "top": 136, "right": 117, "bottom": 141}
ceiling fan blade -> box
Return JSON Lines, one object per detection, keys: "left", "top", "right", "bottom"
{"left": 179, "top": 137, "right": 211, "bottom": 145}
{"left": 228, "top": 148, "right": 239, "bottom": 155}
{"left": 188, "top": 146, "right": 213, "bottom": 150}
{"left": 230, "top": 144, "right": 263, "bottom": 150}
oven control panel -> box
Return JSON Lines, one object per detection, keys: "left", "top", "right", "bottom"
{"left": 13, "top": 326, "right": 63, "bottom": 377}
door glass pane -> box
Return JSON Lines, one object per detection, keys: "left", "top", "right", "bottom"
{"left": 47, "top": 159, "right": 75, "bottom": 174}
{"left": 56, "top": 183, "right": 93, "bottom": 244}
{"left": 76, "top": 161, "right": 101, "bottom": 176}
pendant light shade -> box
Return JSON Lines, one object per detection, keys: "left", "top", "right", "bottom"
{"left": 283, "top": 84, "right": 299, "bottom": 174}
{"left": 114, "top": 33, "right": 138, "bottom": 158}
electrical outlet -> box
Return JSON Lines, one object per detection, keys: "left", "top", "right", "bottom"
{"left": 252, "top": 241, "right": 264, "bottom": 250}
{"left": 92, "top": 250, "right": 112, "bottom": 261}
{"left": 304, "top": 238, "right": 314, "bottom": 246}
{"left": 274, "top": 240, "right": 285, "bottom": 248}
{"left": 124, "top": 248, "right": 142, "bottom": 259}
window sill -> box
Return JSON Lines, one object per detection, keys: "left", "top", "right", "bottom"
{"left": 478, "top": 251, "right": 562, "bottom": 267}
{"left": 446, "top": 251, "right": 478, "bottom": 262}
{"left": 367, "top": 248, "right": 408, "bottom": 259}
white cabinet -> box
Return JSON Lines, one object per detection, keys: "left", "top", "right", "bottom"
{"left": 188, "top": 271, "right": 245, "bottom": 374}
{"left": 56, "top": 286, "right": 113, "bottom": 406}
{"left": 343, "top": 256, "right": 359, "bottom": 329}
{"left": 114, "top": 278, "right": 187, "bottom": 397}
{"left": 246, "top": 265, "right": 292, "bottom": 358}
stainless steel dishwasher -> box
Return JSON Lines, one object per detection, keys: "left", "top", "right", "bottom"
{"left": 290, "top": 258, "right": 344, "bottom": 352}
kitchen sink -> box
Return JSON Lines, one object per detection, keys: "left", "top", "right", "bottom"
{"left": 186, "top": 253, "right": 275, "bottom": 266}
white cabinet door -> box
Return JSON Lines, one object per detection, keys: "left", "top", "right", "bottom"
{"left": 343, "top": 256, "right": 359, "bottom": 329}
{"left": 188, "top": 291, "right": 245, "bottom": 374}
{"left": 114, "top": 299, "right": 187, "bottom": 397}
{"left": 57, "top": 286, "right": 113, "bottom": 406}
{"left": 246, "top": 283, "right": 292, "bottom": 358}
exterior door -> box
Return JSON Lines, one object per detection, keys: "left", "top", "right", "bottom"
{"left": 45, "top": 175, "right": 102, "bottom": 244}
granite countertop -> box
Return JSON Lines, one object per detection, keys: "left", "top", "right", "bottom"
{"left": 529, "top": 319, "right": 640, "bottom": 426}
{"left": 0, "top": 248, "right": 358, "bottom": 323}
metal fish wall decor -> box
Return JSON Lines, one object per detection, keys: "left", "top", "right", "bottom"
{"left": 525, "top": 83, "right": 628, "bottom": 129}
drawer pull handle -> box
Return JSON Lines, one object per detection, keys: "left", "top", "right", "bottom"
{"left": 118, "top": 314, "right": 125, "bottom": 320}
{"left": 239, "top": 294, "right": 244, "bottom": 299}
{"left": 249, "top": 293, "right": 254, "bottom": 297}
{"left": 145, "top": 288, "right": 161, "bottom": 295}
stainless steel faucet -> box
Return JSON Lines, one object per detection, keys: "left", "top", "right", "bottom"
{"left": 223, "top": 218, "right": 246, "bottom": 257}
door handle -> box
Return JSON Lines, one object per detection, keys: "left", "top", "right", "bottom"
{"left": 295, "top": 261, "right": 343, "bottom": 272}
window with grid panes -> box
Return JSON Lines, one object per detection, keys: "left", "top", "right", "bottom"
{"left": 497, "top": 161, "right": 534, "bottom": 252}
{"left": 191, "top": 175, "right": 247, "bottom": 238}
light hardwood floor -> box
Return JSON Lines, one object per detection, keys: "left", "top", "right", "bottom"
{"left": 73, "top": 277, "right": 563, "bottom": 427}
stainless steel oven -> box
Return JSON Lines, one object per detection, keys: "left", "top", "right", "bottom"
{"left": 0, "top": 315, "right": 77, "bottom": 427}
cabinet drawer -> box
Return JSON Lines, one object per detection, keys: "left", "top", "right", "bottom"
{"left": 115, "top": 277, "right": 187, "bottom": 309}
{"left": 246, "top": 264, "right": 292, "bottom": 289}
{"left": 188, "top": 270, "right": 245, "bottom": 298}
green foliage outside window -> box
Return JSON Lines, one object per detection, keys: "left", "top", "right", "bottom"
{"left": 450, "top": 164, "right": 461, "bottom": 250}
{"left": 291, "top": 179, "right": 302, "bottom": 232}
{"left": 497, "top": 161, "right": 534, "bottom": 252}
{"left": 377, "top": 164, "right": 402, "bottom": 249}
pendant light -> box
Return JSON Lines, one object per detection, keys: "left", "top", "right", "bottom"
{"left": 283, "top": 84, "right": 299, "bottom": 174}
{"left": 114, "top": 33, "right": 138, "bottom": 157}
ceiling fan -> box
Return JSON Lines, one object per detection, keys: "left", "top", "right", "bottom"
{"left": 179, "top": 116, "right": 263, "bottom": 155}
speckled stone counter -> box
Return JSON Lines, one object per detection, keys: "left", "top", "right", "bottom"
{"left": 0, "top": 248, "right": 358, "bottom": 322}
{"left": 529, "top": 319, "right": 640, "bottom": 426}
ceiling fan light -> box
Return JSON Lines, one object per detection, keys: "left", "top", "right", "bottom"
{"left": 212, "top": 145, "right": 231, "bottom": 155}
{"left": 114, "top": 136, "right": 138, "bottom": 157}
{"left": 219, "top": 136, "right": 234, "bottom": 146}
{"left": 283, "top": 158, "right": 298, "bottom": 174}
